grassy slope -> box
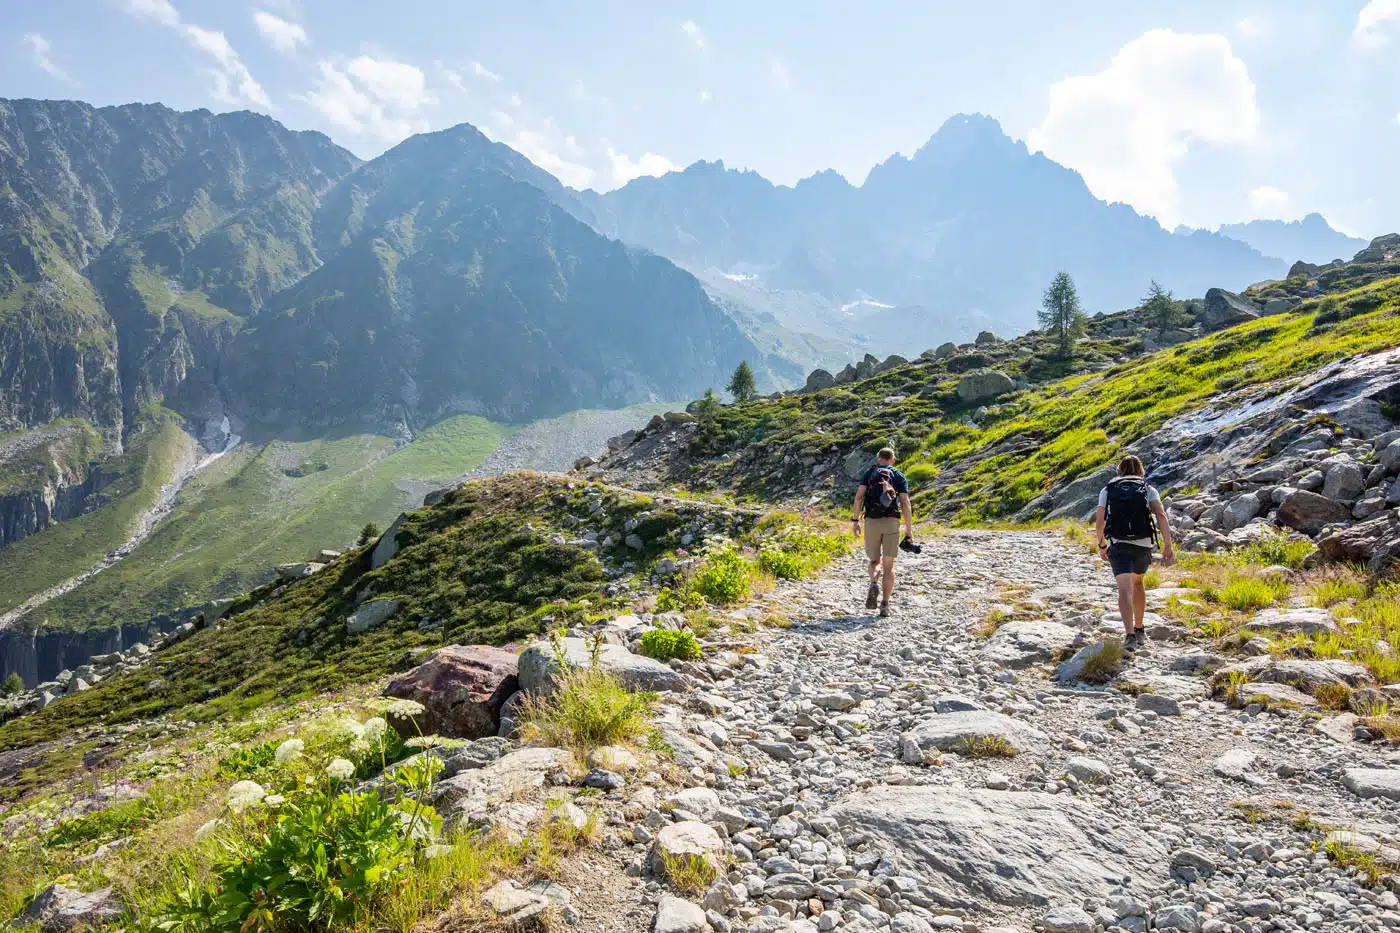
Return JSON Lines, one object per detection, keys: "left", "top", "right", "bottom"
{"left": 0, "top": 410, "right": 192, "bottom": 615}
{"left": 0, "top": 474, "right": 702, "bottom": 752}
{"left": 672, "top": 275, "right": 1400, "bottom": 521}
{"left": 20, "top": 414, "right": 513, "bottom": 634}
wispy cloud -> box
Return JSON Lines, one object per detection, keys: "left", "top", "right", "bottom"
{"left": 23, "top": 33, "right": 76, "bottom": 85}
{"left": 122, "top": 0, "right": 271, "bottom": 108}
{"left": 471, "top": 61, "right": 501, "bottom": 82}
{"left": 607, "top": 146, "right": 677, "bottom": 186}
{"left": 1354, "top": 0, "right": 1400, "bottom": 47}
{"left": 699, "top": 88, "right": 711, "bottom": 104}
{"left": 682, "top": 20, "right": 706, "bottom": 51}
{"left": 1248, "top": 185, "right": 1291, "bottom": 218}
{"left": 252, "top": 10, "right": 307, "bottom": 54}
{"left": 303, "top": 55, "right": 435, "bottom": 142}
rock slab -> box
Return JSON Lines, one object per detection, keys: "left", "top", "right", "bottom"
{"left": 383, "top": 644, "right": 520, "bottom": 739}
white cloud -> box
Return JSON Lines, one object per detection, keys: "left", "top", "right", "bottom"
{"left": 23, "top": 33, "right": 75, "bottom": 84}
{"left": 471, "top": 61, "right": 501, "bottom": 82}
{"left": 699, "top": 88, "right": 711, "bottom": 104}
{"left": 252, "top": 10, "right": 307, "bottom": 54}
{"left": 121, "top": 0, "right": 271, "bottom": 109}
{"left": 1355, "top": 0, "right": 1400, "bottom": 47}
{"left": 1028, "top": 29, "right": 1258, "bottom": 228}
{"left": 682, "top": 20, "right": 706, "bottom": 51}
{"left": 438, "top": 62, "right": 466, "bottom": 93}
{"left": 769, "top": 59, "right": 792, "bottom": 90}
{"left": 1248, "top": 186, "right": 1291, "bottom": 218}
{"left": 303, "top": 56, "right": 434, "bottom": 142}
{"left": 1235, "top": 15, "right": 1270, "bottom": 40}
{"left": 607, "top": 146, "right": 677, "bottom": 186}
{"left": 123, "top": 0, "right": 179, "bottom": 26}
{"left": 512, "top": 129, "right": 594, "bottom": 188}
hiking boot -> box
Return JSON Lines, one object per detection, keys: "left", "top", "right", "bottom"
{"left": 879, "top": 600, "right": 891, "bottom": 618}
{"left": 1125, "top": 631, "right": 1144, "bottom": 651}
{"left": 865, "top": 580, "right": 881, "bottom": 610}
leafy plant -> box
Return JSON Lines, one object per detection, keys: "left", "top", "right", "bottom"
{"left": 1077, "top": 639, "right": 1126, "bottom": 684}
{"left": 519, "top": 632, "right": 655, "bottom": 752}
{"left": 658, "top": 850, "right": 717, "bottom": 896}
{"left": 217, "top": 741, "right": 280, "bottom": 779}
{"left": 955, "top": 735, "right": 1017, "bottom": 758}
{"left": 638, "top": 629, "right": 702, "bottom": 662}
{"left": 690, "top": 546, "right": 751, "bottom": 605}
{"left": 0, "top": 673, "right": 21, "bottom": 697}
{"left": 1215, "top": 576, "right": 1288, "bottom": 612}
{"left": 655, "top": 585, "right": 704, "bottom": 612}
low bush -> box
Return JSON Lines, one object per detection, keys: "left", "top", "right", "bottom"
{"left": 756, "top": 528, "right": 847, "bottom": 581}
{"left": 638, "top": 629, "right": 702, "bottom": 662}
{"left": 691, "top": 547, "right": 751, "bottom": 605}
{"left": 1213, "top": 576, "right": 1288, "bottom": 612}
{"left": 519, "top": 635, "right": 655, "bottom": 752}
{"left": 1078, "top": 639, "right": 1126, "bottom": 684}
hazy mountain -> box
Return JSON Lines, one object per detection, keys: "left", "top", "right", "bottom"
{"left": 580, "top": 114, "right": 1288, "bottom": 350}
{"left": 1214, "top": 213, "right": 1369, "bottom": 265}
{"left": 0, "top": 99, "right": 777, "bottom": 438}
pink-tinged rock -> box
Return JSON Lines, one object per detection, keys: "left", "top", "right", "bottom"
{"left": 384, "top": 645, "right": 520, "bottom": 739}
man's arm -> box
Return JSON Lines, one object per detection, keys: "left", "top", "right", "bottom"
{"left": 899, "top": 492, "right": 913, "bottom": 538}
{"left": 851, "top": 485, "right": 867, "bottom": 536}
{"left": 1094, "top": 505, "right": 1108, "bottom": 561}
{"left": 1151, "top": 500, "right": 1174, "bottom": 565}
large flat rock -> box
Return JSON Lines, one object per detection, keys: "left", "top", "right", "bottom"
{"left": 432, "top": 747, "right": 568, "bottom": 821}
{"left": 1213, "top": 657, "right": 1372, "bottom": 695}
{"left": 827, "top": 786, "right": 1165, "bottom": 906}
{"left": 1343, "top": 768, "right": 1400, "bottom": 801}
{"left": 903, "top": 710, "right": 1048, "bottom": 757}
{"left": 517, "top": 637, "right": 688, "bottom": 694}
{"left": 980, "top": 621, "right": 1082, "bottom": 669}
{"left": 1245, "top": 607, "right": 1338, "bottom": 636}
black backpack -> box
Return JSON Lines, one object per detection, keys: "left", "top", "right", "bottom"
{"left": 864, "top": 466, "right": 901, "bottom": 518}
{"left": 1104, "top": 477, "right": 1155, "bottom": 543}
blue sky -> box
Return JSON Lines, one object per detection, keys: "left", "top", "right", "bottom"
{"left": 4, "top": 1, "right": 1399, "bottom": 236}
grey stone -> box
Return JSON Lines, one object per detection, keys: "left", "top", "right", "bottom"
{"left": 370, "top": 512, "right": 407, "bottom": 569}
{"left": 1135, "top": 693, "right": 1180, "bottom": 716}
{"left": 1342, "top": 768, "right": 1400, "bottom": 801}
{"left": 651, "top": 821, "right": 725, "bottom": 877}
{"left": 1244, "top": 607, "right": 1338, "bottom": 636}
{"left": 1220, "top": 493, "right": 1262, "bottom": 532}
{"left": 902, "top": 710, "right": 1048, "bottom": 756}
{"left": 345, "top": 599, "right": 401, "bottom": 635}
{"left": 1276, "top": 490, "right": 1351, "bottom": 535}
{"left": 1322, "top": 460, "right": 1366, "bottom": 501}
{"left": 826, "top": 785, "right": 1165, "bottom": 906}
{"left": 517, "top": 637, "right": 687, "bottom": 694}
{"left": 956, "top": 369, "right": 1015, "bottom": 404}
{"left": 805, "top": 369, "right": 837, "bottom": 392}
{"left": 654, "top": 896, "right": 710, "bottom": 933}
{"left": 21, "top": 885, "right": 122, "bottom": 932}
{"left": 1043, "top": 905, "right": 1095, "bottom": 933}
{"left": 1200, "top": 288, "right": 1260, "bottom": 330}
{"left": 433, "top": 747, "right": 569, "bottom": 821}
{"left": 979, "top": 620, "right": 1081, "bottom": 669}
{"left": 1065, "top": 756, "right": 1113, "bottom": 784}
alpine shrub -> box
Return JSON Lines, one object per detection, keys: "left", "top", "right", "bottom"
{"left": 639, "top": 629, "right": 702, "bottom": 662}
{"left": 691, "top": 547, "right": 751, "bottom": 605}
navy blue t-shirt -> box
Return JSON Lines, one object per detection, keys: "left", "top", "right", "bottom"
{"left": 861, "top": 466, "right": 908, "bottom": 518}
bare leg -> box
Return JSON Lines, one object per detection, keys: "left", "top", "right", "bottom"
{"left": 882, "top": 556, "right": 896, "bottom": 601}
{"left": 1115, "top": 574, "right": 1135, "bottom": 637}
{"left": 868, "top": 559, "right": 881, "bottom": 582}
{"left": 1132, "top": 575, "right": 1147, "bottom": 630}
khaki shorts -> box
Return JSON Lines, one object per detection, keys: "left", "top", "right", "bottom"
{"left": 863, "top": 518, "right": 902, "bottom": 561}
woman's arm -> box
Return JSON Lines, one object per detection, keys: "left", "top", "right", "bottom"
{"left": 1094, "top": 506, "right": 1108, "bottom": 560}
{"left": 1151, "top": 500, "right": 1175, "bottom": 565}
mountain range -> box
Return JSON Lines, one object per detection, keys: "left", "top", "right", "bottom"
{"left": 1213, "top": 213, "right": 1369, "bottom": 265}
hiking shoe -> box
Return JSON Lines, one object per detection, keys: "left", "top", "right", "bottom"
{"left": 1125, "top": 631, "right": 1144, "bottom": 651}
{"left": 865, "top": 580, "right": 881, "bottom": 610}
{"left": 879, "top": 600, "right": 891, "bottom": 618}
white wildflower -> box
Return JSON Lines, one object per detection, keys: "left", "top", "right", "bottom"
{"left": 423, "top": 844, "right": 451, "bottom": 859}
{"left": 362, "top": 717, "right": 389, "bottom": 743}
{"left": 350, "top": 738, "right": 370, "bottom": 755}
{"left": 225, "top": 780, "right": 266, "bottom": 813}
{"left": 194, "top": 819, "right": 222, "bottom": 841}
{"left": 341, "top": 718, "right": 366, "bottom": 740}
{"left": 385, "top": 699, "right": 425, "bottom": 718}
{"left": 274, "top": 738, "right": 304, "bottom": 763}
{"left": 404, "top": 735, "right": 442, "bottom": 749}
{"left": 325, "top": 758, "right": 356, "bottom": 780}
{"left": 263, "top": 794, "right": 285, "bottom": 807}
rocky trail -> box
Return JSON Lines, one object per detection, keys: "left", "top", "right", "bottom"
{"left": 575, "top": 529, "right": 1399, "bottom": 933}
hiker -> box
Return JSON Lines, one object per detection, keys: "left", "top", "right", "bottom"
{"left": 851, "top": 447, "right": 915, "bottom": 617}
{"left": 1095, "top": 454, "right": 1174, "bottom": 649}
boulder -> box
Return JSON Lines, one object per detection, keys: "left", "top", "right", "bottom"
{"left": 275, "top": 561, "right": 325, "bottom": 582}
{"left": 653, "top": 896, "right": 710, "bottom": 933}
{"left": 482, "top": 879, "right": 570, "bottom": 924}
{"left": 1244, "top": 607, "right": 1338, "bottom": 636}
{"left": 1263, "top": 297, "right": 1301, "bottom": 315}
{"left": 346, "top": 599, "right": 401, "bottom": 635}
{"left": 1342, "top": 768, "right": 1400, "bottom": 802}
{"left": 826, "top": 786, "right": 1164, "bottom": 906}
{"left": 933, "top": 342, "right": 957, "bottom": 360}
{"left": 21, "top": 885, "right": 123, "bottom": 932}
{"left": 1055, "top": 640, "right": 1121, "bottom": 684}
{"left": 517, "top": 637, "right": 688, "bottom": 694}
{"left": 975, "top": 331, "right": 1000, "bottom": 345}
{"left": 1213, "top": 657, "right": 1372, "bottom": 695}
{"left": 979, "top": 621, "right": 1082, "bottom": 669}
{"left": 650, "top": 820, "right": 725, "bottom": 877}
{"left": 877, "top": 354, "right": 909, "bottom": 373}
{"left": 1276, "top": 490, "right": 1351, "bottom": 535}
{"left": 433, "top": 747, "right": 569, "bottom": 821}
{"left": 383, "top": 645, "right": 520, "bottom": 739}
{"left": 573, "top": 455, "right": 599, "bottom": 471}
{"left": 1237, "top": 682, "right": 1318, "bottom": 710}
{"left": 663, "top": 411, "right": 696, "bottom": 424}
{"left": 1381, "top": 440, "right": 1400, "bottom": 474}
{"left": 1322, "top": 459, "right": 1366, "bottom": 501}
{"left": 370, "top": 512, "right": 408, "bottom": 569}
{"left": 956, "top": 369, "right": 1016, "bottom": 404}
{"left": 1318, "top": 511, "right": 1400, "bottom": 577}
{"left": 805, "top": 369, "right": 837, "bottom": 392}
{"left": 901, "top": 710, "right": 1047, "bottom": 757}
{"left": 1220, "top": 493, "right": 1262, "bottom": 533}
{"left": 1200, "top": 288, "right": 1261, "bottom": 331}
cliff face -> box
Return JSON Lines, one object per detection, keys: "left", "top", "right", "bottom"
{"left": 0, "top": 420, "right": 109, "bottom": 548}
{"left": 0, "top": 466, "right": 110, "bottom": 548}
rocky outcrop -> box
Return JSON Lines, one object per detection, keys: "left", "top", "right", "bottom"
{"left": 517, "top": 637, "right": 688, "bottom": 695}
{"left": 383, "top": 645, "right": 520, "bottom": 739}
{"left": 1199, "top": 288, "right": 1261, "bottom": 330}
{"left": 955, "top": 369, "right": 1015, "bottom": 404}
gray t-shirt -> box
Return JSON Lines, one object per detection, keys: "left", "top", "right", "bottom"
{"left": 1098, "top": 483, "right": 1160, "bottom": 548}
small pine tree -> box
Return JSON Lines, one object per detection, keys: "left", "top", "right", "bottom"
{"left": 357, "top": 521, "right": 380, "bottom": 547}
{"left": 1039, "top": 272, "right": 1086, "bottom": 358}
{"left": 726, "top": 361, "right": 757, "bottom": 403}
{"left": 1142, "top": 279, "right": 1185, "bottom": 337}
{"left": 1, "top": 672, "right": 22, "bottom": 697}
{"left": 693, "top": 388, "right": 720, "bottom": 420}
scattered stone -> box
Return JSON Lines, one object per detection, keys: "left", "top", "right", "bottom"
{"left": 382, "top": 645, "right": 519, "bottom": 739}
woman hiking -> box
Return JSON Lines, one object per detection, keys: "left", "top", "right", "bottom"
{"left": 1095, "top": 455, "right": 1174, "bottom": 649}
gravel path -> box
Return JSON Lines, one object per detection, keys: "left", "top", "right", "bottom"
{"left": 627, "top": 529, "right": 1400, "bottom": 933}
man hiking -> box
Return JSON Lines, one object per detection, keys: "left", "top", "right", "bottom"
{"left": 851, "top": 447, "right": 914, "bottom": 617}
{"left": 1095, "top": 454, "right": 1174, "bottom": 649}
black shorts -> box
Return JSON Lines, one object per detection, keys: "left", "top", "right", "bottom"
{"left": 1108, "top": 543, "right": 1153, "bottom": 576}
